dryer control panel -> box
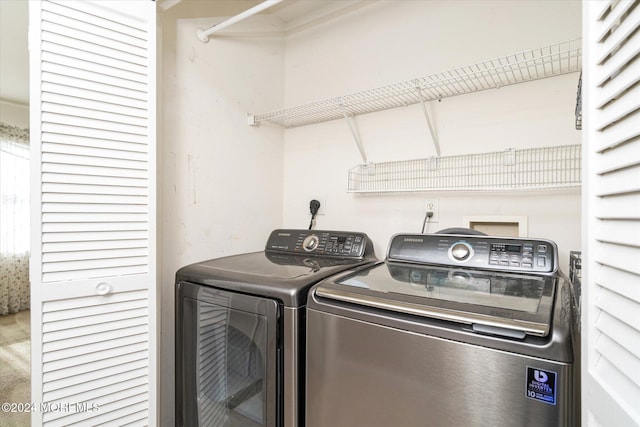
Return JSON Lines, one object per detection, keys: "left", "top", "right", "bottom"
{"left": 387, "top": 233, "right": 557, "bottom": 274}
{"left": 266, "top": 229, "right": 370, "bottom": 258}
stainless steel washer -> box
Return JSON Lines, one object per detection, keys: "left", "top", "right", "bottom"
{"left": 175, "top": 229, "right": 376, "bottom": 427}
{"left": 306, "top": 232, "right": 580, "bottom": 427}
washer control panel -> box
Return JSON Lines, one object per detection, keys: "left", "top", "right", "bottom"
{"left": 266, "top": 229, "right": 370, "bottom": 258}
{"left": 387, "top": 233, "right": 557, "bottom": 273}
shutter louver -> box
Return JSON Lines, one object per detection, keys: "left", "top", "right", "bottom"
{"left": 40, "top": 0, "right": 150, "bottom": 283}
{"left": 584, "top": 0, "right": 640, "bottom": 424}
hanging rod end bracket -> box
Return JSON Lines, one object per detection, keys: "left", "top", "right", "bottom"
{"left": 197, "top": 28, "right": 210, "bottom": 43}
{"left": 247, "top": 114, "right": 257, "bottom": 126}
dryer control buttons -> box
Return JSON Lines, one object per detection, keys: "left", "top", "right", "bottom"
{"left": 303, "top": 234, "right": 320, "bottom": 252}
{"left": 449, "top": 242, "right": 474, "bottom": 262}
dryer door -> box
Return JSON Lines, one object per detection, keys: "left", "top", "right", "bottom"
{"left": 177, "top": 281, "right": 280, "bottom": 427}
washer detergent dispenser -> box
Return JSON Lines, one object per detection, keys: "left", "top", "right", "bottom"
{"left": 175, "top": 229, "right": 376, "bottom": 427}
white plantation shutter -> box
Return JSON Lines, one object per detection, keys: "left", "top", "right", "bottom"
{"left": 29, "top": 1, "right": 157, "bottom": 426}
{"left": 583, "top": 1, "right": 640, "bottom": 426}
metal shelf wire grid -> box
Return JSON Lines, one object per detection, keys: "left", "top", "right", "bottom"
{"left": 252, "top": 38, "right": 582, "bottom": 128}
{"left": 347, "top": 145, "right": 582, "bottom": 193}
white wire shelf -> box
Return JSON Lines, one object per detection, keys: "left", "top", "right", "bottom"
{"left": 251, "top": 38, "right": 582, "bottom": 128}
{"left": 347, "top": 145, "right": 582, "bottom": 193}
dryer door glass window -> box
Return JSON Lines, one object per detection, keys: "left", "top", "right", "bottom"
{"left": 179, "top": 284, "right": 279, "bottom": 427}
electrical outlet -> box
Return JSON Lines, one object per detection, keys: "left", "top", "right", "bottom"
{"left": 308, "top": 196, "right": 326, "bottom": 215}
{"left": 425, "top": 199, "right": 439, "bottom": 223}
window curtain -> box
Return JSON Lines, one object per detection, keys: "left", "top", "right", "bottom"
{"left": 0, "top": 122, "right": 30, "bottom": 315}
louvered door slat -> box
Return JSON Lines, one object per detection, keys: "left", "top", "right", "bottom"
{"left": 43, "top": 248, "right": 148, "bottom": 264}
{"left": 43, "top": 203, "right": 148, "bottom": 214}
{"left": 42, "top": 123, "right": 148, "bottom": 145}
{"left": 594, "top": 138, "right": 640, "bottom": 172}
{"left": 43, "top": 193, "right": 148, "bottom": 204}
{"left": 41, "top": 61, "right": 147, "bottom": 93}
{"left": 30, "top": 1, "right": 156, "bottom": 424}
{"left": 44, "top": 296, "right": 147, "bottom": 318}
{"left": 42, "top": 112, "right": 147, "bottom": 135}
{"left": 44, "top": 343, "right": 149, "bottom": 373}
{"left": 44, "top": 387, "right": 148, "bottom": 426}
{"left": 596, "top": 0, "right": 636, "bottom": 42}
{"left": 595, "top": 221, "right": 640, "bottom": 248}
{"left": 44, "top": 308, "right": 148, "bottom": 332}
{"left": 594, "top": 241, "right": 640, "bottom": 275}
{"left": 43, "top": 325, "right": 149, "bottom": 353}
{"left": 42, "top": 92, "right": 147, "bottom": 120}
{"left": 39, "top": 8, "right": 147, "bottom": 49}
{"left": 44, "top": 361, "right": 149, "bottom": 393}
{"left": 42, "top": 103, "right": 148, "bottom": 128}
{"left": 594, "top": 164, "right": 640, "bottom": 196}
{"left": 594, "top": 3, "right": 640, "bottom": 64}
{"left": 42, "top": 174, "right": 147, "bottom": 188}
{"left": 42, "top": 142, "right": 148, "bottom": 161}
{"left": 42, "top": 222, "right": 148, "bottom": 233}
{"left": 104, "top": 413, "right": 148, "bottom": 427}
{"left": 43, "top": 231, "right": 148, "bottom": 243}
{"left": 41, "top": 21, "right": 147, "bottom": 58}
{"left": 593, "top": 193, "right": 640, "bottom": 220}
{"left": 596, "top": 311, "right": 640, "bottom": 360}
{"left": 594, "top": 82, "right": 640, "bottom": 130}
{"left": 42, "top": 82, "right": 148, "bottom": 110}
{"left": 42, "top": 163, "right": 148, "bottom": 179}
{"left": 594, "top": 334, "right": 640, "bottom": 388}
{"left": 43, "top": 265, "right": 149, "bottom": 283}
{"left": 43, "top": 239, "right": 148, "bottom": 253}
{"left": 594, "top": 285, "right": 640, "bottom": 329}
{"left": 53, "top": 400, "right": 148, "bottom": 427}
{"left": 594, "top": 28, "right": 640, "bottom": 88}
{"left": 595, "top": 265, "right": 640, "bottom": 304}
{"left": 595, "top": 55, "right": 640, "bottom": 108}
{"left": 43, "top": 1, "right": 147, "bottom": 40}
{"left": 43, "top": 334, "right": 149, "bottom": 363}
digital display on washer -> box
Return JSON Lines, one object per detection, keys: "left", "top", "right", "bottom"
{"left": 338, "top": 264, "right": 550, "bottom": 314}
{"left": 492, "top": 243, "right": 522, "bottom": 253}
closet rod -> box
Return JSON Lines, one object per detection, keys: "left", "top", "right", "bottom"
{"left": 197, "top": 0, "right": 284, "bottom": 42}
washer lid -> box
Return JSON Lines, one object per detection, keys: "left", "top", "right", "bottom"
{"left": 315, "top": 261, "right": 556, "bottom": 337}
{"left": 176, "top": 229, "right": 377, "bottom": 307}
{"left": 176, "top": 251, "right": 376, "bottom": 307}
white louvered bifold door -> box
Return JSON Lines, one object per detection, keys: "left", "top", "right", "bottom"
{"left": 29, "top": 1, "right": 157, "bottom": 426}
{"left": 582, "top": 1, "right": 640, "bottom": 426}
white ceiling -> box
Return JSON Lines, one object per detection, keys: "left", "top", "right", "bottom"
{"left": 0, "top": 0, "right": 370, "bottom": 108}
{"left": 0, "top": 0, "right": 29, "bottom": 106}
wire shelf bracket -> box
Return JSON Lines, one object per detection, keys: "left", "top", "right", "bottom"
{"left": 340, "top": 103, "right": 368, "bottom": 163}
{"left": 416, "top": 84, "right": 441, "bottom": 157}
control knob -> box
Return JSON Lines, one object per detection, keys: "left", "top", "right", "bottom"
{"left": 450, "top": 242, "right": 473, "bottom": 262}
{"left": 303, "top": 234, "right": 320, "bottom": 252}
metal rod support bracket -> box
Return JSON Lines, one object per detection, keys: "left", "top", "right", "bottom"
{"left": 340, "top": 103, "right": 367, "bottom": 164}
{"left": 416, "top": 85, "right": 441, "bottom": 157}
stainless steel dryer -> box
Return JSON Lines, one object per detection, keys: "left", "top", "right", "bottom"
{"left": 306, "top": 232, "right": 580, "bottom": 427}
{"left": 175, "top": 229, "right": 376, "bottom": 427}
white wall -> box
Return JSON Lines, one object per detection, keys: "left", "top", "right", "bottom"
{"left": 159, "top": 5, "right": 284, "bottom": 424}
{"left": 0, "top": 100, "right": 28, "bottom": 127}
{"left": 282, "top": 0, "right": 582, "bottom": 271}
